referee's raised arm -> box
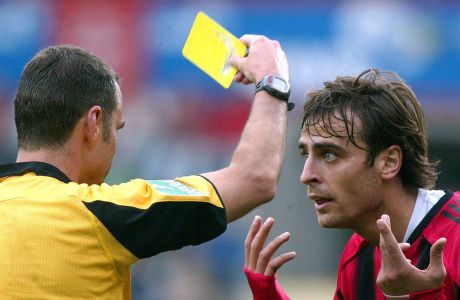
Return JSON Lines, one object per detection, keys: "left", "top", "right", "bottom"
{"left": 203, "top": 35, "right": 291, "bottom": 222}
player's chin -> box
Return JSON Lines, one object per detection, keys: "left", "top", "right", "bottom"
{"left": 316, "top": 213, "right": 340, "bottom": 228}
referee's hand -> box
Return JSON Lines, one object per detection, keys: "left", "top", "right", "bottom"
{"left": 230, "top": 35, "right": 289, "bottom": 86}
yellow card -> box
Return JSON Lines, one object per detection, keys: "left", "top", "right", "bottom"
{"left": 182, "top": 12, "right": 247, "bottom": 89}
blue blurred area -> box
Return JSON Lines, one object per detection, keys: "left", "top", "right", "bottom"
{"left": 0, "top": 1, "right": 53, "bottom": 95}
{"left": 139, "top": 3, "right": 460, "bottom": 98}
{"left": 0, "top": 1, "right": 459, "bottom": 299}
{"left": 1, "top": 2, "right": 460, "bottom": 97}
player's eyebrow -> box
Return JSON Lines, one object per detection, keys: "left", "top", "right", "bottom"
{"left": 298, "top": 141, "right": 346, "bottom": 153}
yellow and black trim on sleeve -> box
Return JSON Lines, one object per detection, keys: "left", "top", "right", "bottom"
{"left": 0, "top": 162, "right": 227, "bottom": 260}
{"left": 81, "top": 175, "right": 227, "bottom": 258}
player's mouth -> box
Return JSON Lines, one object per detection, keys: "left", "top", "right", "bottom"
{"left": 309, "top": 194, "right": 333, "bottom": 211}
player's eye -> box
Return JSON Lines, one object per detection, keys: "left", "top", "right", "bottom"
{"left": 324, "top": 152, "right": 337, "bottom": 161}
{"left": 300, "top": 150, "right": 308, "bottom": 158}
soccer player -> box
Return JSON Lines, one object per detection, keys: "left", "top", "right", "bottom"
{"left": 0, "top": 35, "right": 292, "bottom": 299}
{"left": 244, "top": 69, "right": 460, "bottom": 299}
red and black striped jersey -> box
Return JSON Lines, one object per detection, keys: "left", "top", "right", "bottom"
{"left": 335, "top": 191, "right": 460, "bottom": 300}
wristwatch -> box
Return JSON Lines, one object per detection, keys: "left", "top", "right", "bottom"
{"left": 255, "top": 75, "right": 295, "bottom": 111}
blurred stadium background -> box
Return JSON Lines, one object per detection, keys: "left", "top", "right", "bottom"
{"left": 0, "top": 1, "right": 459, "bottom": 299}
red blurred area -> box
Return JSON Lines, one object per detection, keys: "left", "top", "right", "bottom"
{"left": 53, "top": 0, "right": 145, "bottom": 97}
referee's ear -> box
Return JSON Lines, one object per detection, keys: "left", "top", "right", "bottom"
{"left": 84, "top": 105, "right": 103, "bottom": 143}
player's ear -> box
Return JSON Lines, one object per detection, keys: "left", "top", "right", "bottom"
{"left": 85, "top": 106, "right": 103, "bottom": 142}
{"left": 376, "top": 145, "right": 402, "bottom": 180}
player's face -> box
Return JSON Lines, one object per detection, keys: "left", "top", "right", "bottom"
{"left": 298, "top": 116, "right": 383, "bottom": 230}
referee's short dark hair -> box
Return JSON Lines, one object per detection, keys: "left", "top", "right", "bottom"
{"left": 14, "top": 45, "right": 120, "bottom": 150}
{"left": 302, "top": 68, "right": 439, "bottom": 189}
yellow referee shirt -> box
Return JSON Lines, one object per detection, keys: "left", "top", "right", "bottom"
{"left": 0, "top": 162, "right": 226, "bottom": 299}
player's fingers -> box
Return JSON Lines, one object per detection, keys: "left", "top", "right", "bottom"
{"left": 399, "top": 242, "right": 411, "bottom": 253}
{"left": 265, "top": 252, "right": 297, "bottom": 276}
{"left": 377, "top": 215, "right": 399, "bottom": 247}
{"left": 245, "top": 216, "right": 262, "bottom": 267}
{"left": 382, "top": 213, "right": 391, "bottom": 229}
{"left": 377, "top": 216, "right": 406, "bottom": 265}
{"left": 428, "top": 237, "right": 447, "bottom": 279}
{"left": 248, "top": 217, "right": 274, "bottom": 271}
{"left": 255, "top": 232, "right": 291, "bottom": 273}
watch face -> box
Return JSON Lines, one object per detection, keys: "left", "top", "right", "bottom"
{"left": 270, "top": 76, "right": 288, "bottom": 92}
{"left": 256, "top": 75, "right": 291, "bottom": 102}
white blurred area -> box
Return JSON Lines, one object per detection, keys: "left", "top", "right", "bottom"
{"left": 0, "top": 1, "right": 459, "bottom": 299}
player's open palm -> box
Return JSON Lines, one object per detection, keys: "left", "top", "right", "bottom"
{"left": 245, "top": 216, "right": 296, "bottom": 276}
{"left": 376, "top": 214, "right": 447, "bottom": 296}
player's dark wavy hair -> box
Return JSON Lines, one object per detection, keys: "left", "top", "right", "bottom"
{"left": 14, "top": 45, "right": 119, "bottom": 150}
{"left": 301, "top": 68, "right": 439, "bottom": 189}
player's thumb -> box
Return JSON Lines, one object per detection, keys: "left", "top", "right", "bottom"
{"left": 428, "top": 237, "right": 447, "bottom": 277}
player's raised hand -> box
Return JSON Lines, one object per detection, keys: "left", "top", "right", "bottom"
{"left": 245, "top": 216, "right": 296, "bottom": 276}
{"left": 376, "top": 214, "right": 446, "bottom": 296}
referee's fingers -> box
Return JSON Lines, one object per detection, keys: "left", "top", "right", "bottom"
{"left": 239, "top": 34, "right": 262, "bottom": 46}
{"left": 234, "top": 72, "right": 244, "bottom": 83}
{"left": 229, "top": 55, "right": 244, "bottom": 73}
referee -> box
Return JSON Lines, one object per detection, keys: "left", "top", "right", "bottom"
{"left": 0, "top": 34, "right": 291, "bottom": 299}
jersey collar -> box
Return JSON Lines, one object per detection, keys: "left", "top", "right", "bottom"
{"left": 0, "top": 161, "right": 71, "bottom": 183}
{"left": 407, "top": 190, "right": 453, "bottom": 244}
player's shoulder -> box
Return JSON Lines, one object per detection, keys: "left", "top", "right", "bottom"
{"left": 437, "top": 191, "right": 460, "bottom": 230}
{"left": 339, "top": 233, "right": 368, "bottom": 264}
